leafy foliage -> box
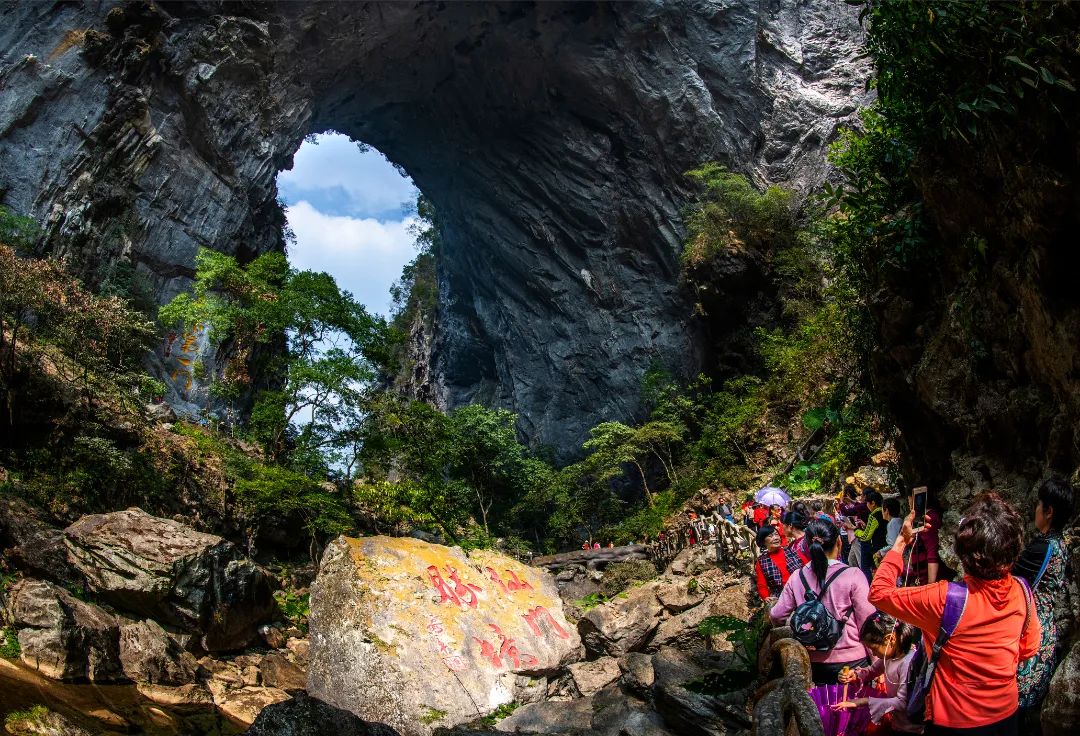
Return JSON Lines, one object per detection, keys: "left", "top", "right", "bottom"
{"left": 697, "top": 610, "right": 768, "bottom": 668}
{"left": 0, "top": 240, "right": 159, "bottom": 422}
{"left": 681, "top": 163, "right": 796, "bottom": 270}
{"left": 0, "top": 207, "right": 39, "bottom": 254}
{"left": 599, "top": 560, "right": 659, "bottom": 597}
{"left": 160, "top": 249, "right": 393, "bottom": 467}
{"left": 574, "top": 592, "right": 608, "bottom": 611}
{"left": 272, "top": 589, "right": 310, "bottom": 633}
{"left": 355, "top": 396, "right": 556, "bottom": 545}
{"left": 477, "top": 702, "right": 519, "bottom": 727}
{"left": 0, "top": 625, "right": 20, "bottom": 659}
{"left": 4, "top": 705, "right": 49, "bottom": 730}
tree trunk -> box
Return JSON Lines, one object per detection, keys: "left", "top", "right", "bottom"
{"left": 633, "top": 461, "right": 654, "bottom": 506}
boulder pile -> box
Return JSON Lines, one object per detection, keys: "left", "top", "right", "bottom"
{"left": 64, "top": 508, "right": 276, "bottom": 651}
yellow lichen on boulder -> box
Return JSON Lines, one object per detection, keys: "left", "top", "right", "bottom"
{"left": 308, "top": 536, "right": 581, "bottom": 736}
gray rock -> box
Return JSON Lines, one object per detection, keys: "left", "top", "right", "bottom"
{"left": 0, "top": 2, "right": 870, "bottom": 461}
{"left": 1044, "top": 636, "right": 1080, "bottom": 736}
{"left": 246, "top": 692, "right": 401, "bottom": 736}
{"left": 646, "top": 604, "right": 714, "bottom": 653}
{"left": 308, "top": 536, "right": 581, "bottom": 736}
{"left": 0, "top": 498, "right": 79, "bottom": 587}
{"left": 566, "top": 657, "right": 621, "bottom": 697}
{"left": 63, "top": 508, "right": 276, "bottom": 651}
{"left": 510, "top": 675, "right": 548, "bottom": 705}
{"left": 494, "top": 697, "right": 594, "bottom": 735}
{"left": 6, "top": 579, "right": 123, "bottom": 682}
{"left": 577, "top": 585, "right": 662, "bottom": 658}
{"left": 587, "top": 686, "right": 678, "bottom": 736}
{"left": 654, "top": 580, "right": 707, "bottom": 614}
{"left": 260, "top": 649, "right": 306, "bottom": 692}
{"left": 650, "top": 650, "right": 751, "bottom": 736}
{"left": 496, "top": 685, "right": 676, "bottom": 736}
{"left": 118, "top": 618, "right": 198, "bottom": 685}
{"left": 618, "top": 652, "right": 656, "bottom": 698}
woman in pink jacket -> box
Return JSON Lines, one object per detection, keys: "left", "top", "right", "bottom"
{"left": 770, "top": 517, "right": 877, "bottom": 684}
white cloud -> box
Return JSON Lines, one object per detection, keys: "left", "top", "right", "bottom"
{"left": 285, "top": 201, "right": 419, "bottom": 316}
{"left": 278, "top": 134, "right": 418, "bottom": 219}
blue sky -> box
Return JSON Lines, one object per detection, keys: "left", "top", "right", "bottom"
{"left": 277, "top": 133, "right": 420, "bottom": 316}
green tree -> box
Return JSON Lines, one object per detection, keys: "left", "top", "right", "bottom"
{"left": 582, "top": 419, "right": 685, "bottom": 506}
{"left": 160, "top": 249, "right": 389, "bottom": 465}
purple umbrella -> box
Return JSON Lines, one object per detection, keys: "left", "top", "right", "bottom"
{"left": 754, "top": 486, "right": 791, "bottom": 507}
{"left": 808, "top": 682, "right": 872, "bottom": 736}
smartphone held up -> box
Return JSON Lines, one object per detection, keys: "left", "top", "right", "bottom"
{"left": 912, "top": 486, "right": 928, "bottom": 529}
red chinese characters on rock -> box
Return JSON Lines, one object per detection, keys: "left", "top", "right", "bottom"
{"left": 485, "top": 566, "right": 535, "bottom": 596}
{"left": 427, "top": 565, "right": 483, "bottom": 609}
{"left": 473, "top": 623, "right": 539, "bottom": 670}
{"left": 522, "top": 606, "right": 570, "bottom": 640}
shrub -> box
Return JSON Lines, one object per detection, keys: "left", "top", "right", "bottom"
{"left": 0, "top": 626, "right": 21, "bottom": 659}
{"left": 599, "top": 560, "right": 659, "bottom": 598}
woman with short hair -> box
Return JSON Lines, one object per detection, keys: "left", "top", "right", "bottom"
{"left": 869, "top": 491, "right": 1040, "bottom": 736}
{"left": 1013, "top": 477, "right": 1075, "bottom": 716}
{"left": 753, "top": 524, "right": 802, "bottom": 601}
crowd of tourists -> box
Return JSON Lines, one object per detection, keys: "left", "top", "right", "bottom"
{"left": 647, "top": 511, "right": 723, "bottom": 560}
{"left": 750, "top": 477, "right": 1074, "bottom": 736}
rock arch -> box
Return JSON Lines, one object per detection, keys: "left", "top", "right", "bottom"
{"left": 0, "top": 1, "right": 869, "bottom": 458}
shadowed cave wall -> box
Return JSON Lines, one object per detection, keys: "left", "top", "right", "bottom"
{"left": 0, "top": 0, "right": 870, "bottom": 460}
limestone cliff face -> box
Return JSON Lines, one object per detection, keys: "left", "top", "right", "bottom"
{"left": 0, "top": 0, "right": 869, "bottom": 459}
{"left": 867, "top": 115, "right": 1080, "bottom": 551}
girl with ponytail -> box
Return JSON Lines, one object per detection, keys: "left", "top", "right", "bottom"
{"left": 835, "top": 612, "right": 922, "bottom": 733}
{"left": 770, "top": 518, "right": 877, "bottom": 685}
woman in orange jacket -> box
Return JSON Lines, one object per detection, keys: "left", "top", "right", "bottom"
{"left": 868, "top": 492, "right": 1040, "bottom": 736}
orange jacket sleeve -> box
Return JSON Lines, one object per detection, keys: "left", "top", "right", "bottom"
{"left": 755, "top": 559, "right": 770, "bottom": 600}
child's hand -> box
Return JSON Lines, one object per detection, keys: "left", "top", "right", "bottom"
{"left": 832, "top": 701, "right": 859, "bottom": 711}
{"left": 838, "top": 668, "right": 858, "bottom": 684}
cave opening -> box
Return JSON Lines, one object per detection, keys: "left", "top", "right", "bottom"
{"left": 276, "top": 132, "right": 421, "bottom": 319}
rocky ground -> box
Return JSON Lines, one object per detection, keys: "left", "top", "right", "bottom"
{"left": 1, "top": 498, "right": 761, "bottom": 735}
{"left": 0, "top": 500, "right": 306, "bottom": 733}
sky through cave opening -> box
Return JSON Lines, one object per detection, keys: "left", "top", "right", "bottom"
{"left": 276, "top": 132, "right": 420, "bottom": 317}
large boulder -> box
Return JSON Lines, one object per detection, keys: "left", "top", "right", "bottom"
{"left": 6, "top": 579, "right": 123, "bottom": 681}
{"left": 308, "top": 536, "right": 582, "bottom": 735}
{"left": 245, "top": 693, "right": 401, "bottom": 736}
{"left": 63, "top": 508, "right": 276, "bottom": 651}
{"left": 576, "top": 585, "right": 663, "bottom": 657}
{"left": 118, "top": 619, "right": 198, "bottom": 685}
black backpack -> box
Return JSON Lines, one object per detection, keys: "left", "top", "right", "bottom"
{"left": 788, "top": 566, "right": 854, "bottom": 651}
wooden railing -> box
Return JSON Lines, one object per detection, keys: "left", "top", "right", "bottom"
{"left": 751, "top": 624, "right": 824, "bottom": 736}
